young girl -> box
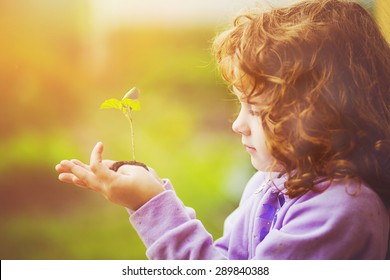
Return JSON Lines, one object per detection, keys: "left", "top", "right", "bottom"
{"left": 56, "top": 0, "right": 390, "bottom": 259}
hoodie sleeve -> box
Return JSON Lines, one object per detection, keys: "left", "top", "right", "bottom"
{"left": 129, "top": 179, "right": 228, "bottom": 259}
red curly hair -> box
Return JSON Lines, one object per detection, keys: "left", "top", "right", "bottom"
{"left": 213, "top": 0, "right": 390, "bottom": 206}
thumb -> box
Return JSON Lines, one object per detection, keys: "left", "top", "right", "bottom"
{"left": 90, "top": 141, "right": 104, "bottom": 165}
{"left": 89, "top": 142, "right": 116, "bottom": 182}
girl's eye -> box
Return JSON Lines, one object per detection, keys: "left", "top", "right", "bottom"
{"left": 249, "top": 108, "right": 261, "bottom": 116}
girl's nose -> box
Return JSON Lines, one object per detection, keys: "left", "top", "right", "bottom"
{"left": 232, "top": 110, "right": 250, "bottom": 136}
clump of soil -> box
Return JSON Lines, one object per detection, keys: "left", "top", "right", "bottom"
{"left": 110, "top": 161, "right": 149, "bottom": 172}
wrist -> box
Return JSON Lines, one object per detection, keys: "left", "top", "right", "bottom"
{"left": 132, "top": 182, "right": 165, "bottom": 211}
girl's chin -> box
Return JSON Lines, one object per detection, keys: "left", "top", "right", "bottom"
{"left": 250, "top": 158, "right": 268, "bottom": 171}
{"left": 250, "top": 156, "right": 279, "bottom": 172}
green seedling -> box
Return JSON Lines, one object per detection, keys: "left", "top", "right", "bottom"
{"left": 100, "top": 87, "right": 146, "bottom": 171}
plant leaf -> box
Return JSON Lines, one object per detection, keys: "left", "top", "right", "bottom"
{"left": 121, "top": 99, "right": 141, "bottom": 111}
{"left": 100, "top": 98, "right": 123, "bottom": 110}
{"left": 122, "top": 87, "right": 140, "bottom": 100}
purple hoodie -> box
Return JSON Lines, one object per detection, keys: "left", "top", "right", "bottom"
{"left": 129, "top": 171, "right": 389, "bottom": 259}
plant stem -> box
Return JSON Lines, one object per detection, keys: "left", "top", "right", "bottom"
{"left": 125, "top": 107, "right": 136, "bottom": 161}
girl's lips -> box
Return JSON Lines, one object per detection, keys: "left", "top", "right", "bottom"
{"left": 244, "top": 144, "right": 256, "bottom": 154}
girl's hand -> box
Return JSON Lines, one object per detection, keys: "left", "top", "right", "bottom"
{"left": 55, "top": 142, "right": 165, "bottom": 211}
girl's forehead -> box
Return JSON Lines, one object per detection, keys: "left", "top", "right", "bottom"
{"left": 232, "top": 86, "right": 266, "bottom": 106}
{"left": 232, "top": 86, "right": 248, "bottom": 103}
{"left": 231, "top": 67, "right": 267, "bottom": 104}
{"left": 232, "top": 86, "right": 242, "bottom": 97}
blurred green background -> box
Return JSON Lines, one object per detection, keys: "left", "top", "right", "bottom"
{"left": 0, "top": 0, "right": 387, "bottom": 259}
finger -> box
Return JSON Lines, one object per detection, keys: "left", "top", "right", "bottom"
{"left": 55, "top": 163, "right": 66, "bottom": 173}
{"left": 58, "top": 173, "right": 76, "bottom": 184}
{"left": 89, "top": 142, "right": 116, "bottom": 183}
{"left": 58, "top": 173, "right": 87, "bottom": 188}
{"left": 90, "top": 142, "right": 103, "bottom": 166}
{"left": 61, "top": 160, "right": 102, "bottom": 191}
{"left": 72, "top": 177, "right": 87, "bottom": 188}
{"left": 55, "top": 160, "right": 72, "bottom": 173}
{"left": 89, "top": 142, "right": 106, "bottom": 176}
{"left": 56, "top": 159, "right": 87, "bottom": 173}
{"left": 71, "top": 159, "right": 90, "bottom": 170}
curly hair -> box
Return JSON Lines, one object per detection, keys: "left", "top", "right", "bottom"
{"left": 213, "top": 0, "right": 390, "bottom": 206}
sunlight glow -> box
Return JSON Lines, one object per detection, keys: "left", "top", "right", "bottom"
{"left": 90, "top": 0, "right": 304, "bottom": 29}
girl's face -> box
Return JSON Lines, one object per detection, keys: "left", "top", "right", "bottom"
{"left": 232, "top": 89, "right": 276, "bottom": 171}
